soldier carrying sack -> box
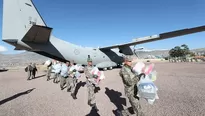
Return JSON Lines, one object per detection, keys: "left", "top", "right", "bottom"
{"left": 84, "top": 56, "right": 99, "bottom": 112}
{"left": 118, "top": 56, "right": 145, "bottom": 116}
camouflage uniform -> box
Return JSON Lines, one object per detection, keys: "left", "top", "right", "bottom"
{"left": 60, "top": 63, "right": 69, "bottom": 90}
{"left": 67, "top": 65, "right": 77, "bottom": 99}
{"left": 84, "top": 57, "right": 99, "bottom": 111}
{"left": 71, "top": 75, "right": 77, "bottom": 95}
{"left": 53, "top": 62, "right": 61, "bottom": 83}
{"left": 46, "top": 62, "right": 52, "bottom": 81}
{"left": 119, "top": 57, "right": 144, "bottom": 116}
{"left": 26, "top": 63, "right": 32, "bottom": 80}
{"left": 31, "top": 63, "right": 37, "bottom": 79}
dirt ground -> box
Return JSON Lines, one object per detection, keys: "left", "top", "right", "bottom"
{"left": 0, "top": 62, "right": 205, "bottom": 116}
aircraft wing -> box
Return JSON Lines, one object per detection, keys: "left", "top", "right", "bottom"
{"left": 99, "top": 25, "right": 205, "bottom": 50}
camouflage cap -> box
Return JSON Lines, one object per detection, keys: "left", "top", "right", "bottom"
{"left": 87, "top": 58, "right": 92, "bottom": 62}
{"left": 124, "top": 55, "right": 133, "bottom": 62}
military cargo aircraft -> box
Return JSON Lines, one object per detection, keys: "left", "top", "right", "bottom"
{"left": 2, "top": 0, "right": 205, "bottom": 70}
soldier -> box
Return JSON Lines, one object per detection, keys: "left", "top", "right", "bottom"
{"left": 26, "top": 63, "right": 33, "bottom": 80}
{"left": 31, "top": 63, "right": 37, "bottom": 79}
{"left": 118, "top": 56, "right": 145, "bottom": 116}
{"left": 60, "top": 62, "right": 69, "bottom": 90}
{"left": 46, "top": 61, "right": 52, "bottom": 81}
{"left": 67, "top": 61, "right": 77, "bottom": 99}
{"left": 84, "top": 57, "right": 99, "bottom": 111}
{"left": 53, "top": 61, "right": 61, "bottom": 83}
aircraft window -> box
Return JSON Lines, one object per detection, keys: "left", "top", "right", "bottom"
{"left": 103, "top": 56, "right": 105, "bottom": 58}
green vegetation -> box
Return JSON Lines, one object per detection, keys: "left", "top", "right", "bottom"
{"left": 164, "top": 57, "right": 169, "bottom": 60}
{"left": 189, "top": 52, "right": 196, "bottom": 57}
{"left": 169, "top": 44, "right": 192, "bottom": 57}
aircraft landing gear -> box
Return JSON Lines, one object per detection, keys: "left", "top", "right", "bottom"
{"left": 103, "top": 68, "right": 107, "bottom": 71}
{"left": 108, "top": 67, "right": 113, "bottom": 70}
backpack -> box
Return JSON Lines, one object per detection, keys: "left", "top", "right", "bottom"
{"left": 25, "top": 67, "right": 28, "bottom": 72}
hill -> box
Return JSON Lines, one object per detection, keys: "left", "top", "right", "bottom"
{"left": 1, "top": 48, "right": 205, "bottom": 67}
{"left": 135, "top": 48, "right": 205, "bottom": 59}
{"left": 0, "top": 52, "right": 49, "bottom": 68}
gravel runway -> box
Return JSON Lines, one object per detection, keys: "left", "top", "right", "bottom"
{"left": 0, "top": 62, "right": 205, "bottom": 116}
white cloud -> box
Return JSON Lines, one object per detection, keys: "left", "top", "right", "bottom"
{"left": 0, "top": 45, "right": 8, "bottom": 52}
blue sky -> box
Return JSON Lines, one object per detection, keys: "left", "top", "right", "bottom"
{"left": 0, "top": 0, "right": 205, "bottom": 54}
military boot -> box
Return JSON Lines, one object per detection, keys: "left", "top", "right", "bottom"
{"left": 88, "top": 100, "right": 91, "bottom": 106}
{"left": 67, "top": 88, "right": 71, "bottom": 92}
{"left": 92, "top": 103, "right": 99, "bottom": 112}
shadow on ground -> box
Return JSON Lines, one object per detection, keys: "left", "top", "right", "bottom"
{"left": 0, "top": 88, "right": 36, "bottom": 105}
{"left": 74, "top": 81, "right": 86, "bottom": 96}
{"left": 85, "top": 107, "right": 100, "bottom": 116}
{"left": 105, "top": 87, "right": 127, "bottom": 116}
{"left": 33, "top": 74, "right": 46, "bottom": 80}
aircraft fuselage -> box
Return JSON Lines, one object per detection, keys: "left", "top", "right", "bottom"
{"left": 3, "top": 35, "right": 124, "bottom": 69}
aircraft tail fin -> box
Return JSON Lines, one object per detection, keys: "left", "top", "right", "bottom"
{"left": 2, "top": 0, "right": 48, "bottom": 42}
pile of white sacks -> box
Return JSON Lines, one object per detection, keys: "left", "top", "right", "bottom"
{"left": 132, "top": 62, "right": 159, "bottom": 105}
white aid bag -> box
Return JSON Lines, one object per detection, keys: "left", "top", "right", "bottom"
{"left": 69, "top": 65, "right": 76, "bottom": 72}
{"left": 133, "top": 62, "right": 159, "bottom": 104}
{"left": 148, "top": 70, "right": 157, "bottom": 82}
{"left": 90, "top": 67, "right": 105, "bottom": 85}
{"left": 45, "top": 60, "right": 51, "bottom": 66}
{"left": 132, "top": 62, "right": 145, "bottom": 74}
{"left": 53, "top": 63, "right": 61, "bottom": 74}
{"left": 90, "top": 67, "right": 105, "bottom": 80}
{"left": 74, "top": 71, "right": 81, "bottom": 78}
{"left": 69, "top": 65, "right": 81, "bottom": 78}
{"left": 137, "top": 75, "right": 159, "bottom": 104}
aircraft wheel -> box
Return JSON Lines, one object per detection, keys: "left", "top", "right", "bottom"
{"left": 108, "top": 67, "right": 113, "bottom": 70}
{"left": 103, "top": 68, "right": 107, "bottom": 71}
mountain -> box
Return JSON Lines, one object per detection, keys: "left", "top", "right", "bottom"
{"left": 0, "top": 48, "right": 205, "bottom": 67}
{"left": 135, "top": 50, "right": 169, "bottom": 59}
{"left": 134, "top": 48, "right": 205, "bottom": 59}
{"left": 0, "top": 52, "right": 49, "bottom": 68}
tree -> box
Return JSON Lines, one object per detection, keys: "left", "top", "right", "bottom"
{"left": 169, "top": 48, "right": 175, "bottom": 57}
{"left": 169, "top": 44, "right": 191, "bottom": 58}
{"left": 181, "top": 44, "right": 190, "bottom": 56}
{"left": 174, "top": 46, "right": 182, "bottom": 57}
{"left": 189, "top": 52, "right": 196, "bottom": 57}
